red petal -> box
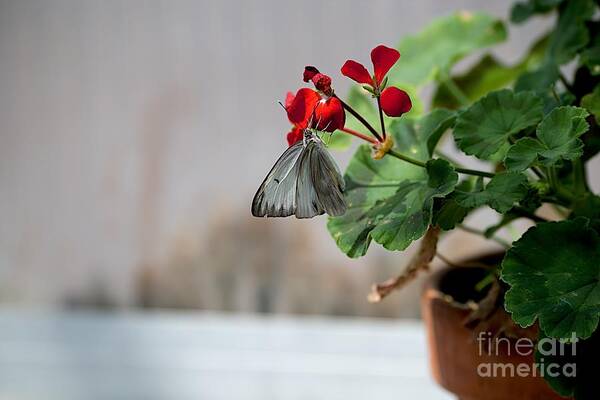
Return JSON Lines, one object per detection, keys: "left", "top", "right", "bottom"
{"left": 286, "top": 88, "right": 320, "bottom": 128}
{"left": 284, "top": 91, "right": 295, "bottom": 109}
{"left": 286, "top": 127, "right": 303, "bottom": 146}
{"left": 340, "top": 60, "right": 372, "bottom": 85}
{"left": 303, "top": 66, "right": 320, "bottom": 82}
{"left": 371, "top": 45, "right": 400, "bottom": 85}
{"left": 380, "top": 87, "right": 411, "bottom": 117}
{"left": 313, "top": 97, "right": 345, "bottom": 132}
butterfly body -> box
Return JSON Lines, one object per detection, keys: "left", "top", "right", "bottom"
{"left": 252, "top": 130, "right": 346, "bottom": 219}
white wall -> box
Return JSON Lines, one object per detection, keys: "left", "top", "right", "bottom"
{"left": 0, "top": 0, "right": 588, "bottom": 307}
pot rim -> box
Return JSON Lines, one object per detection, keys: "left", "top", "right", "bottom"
{"left": 423, "top": 251, "right": 505, "bottom": 310}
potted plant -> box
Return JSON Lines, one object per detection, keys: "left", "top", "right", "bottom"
{"left": 252, "top": 1, "right": 599, "bottom": 399}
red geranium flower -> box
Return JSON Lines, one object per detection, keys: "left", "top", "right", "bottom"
{"left": 341, "top": 45, "right": 411, "bottom": 117}
{"left": 284, "top": 88, "right": 345, "bottom": 146}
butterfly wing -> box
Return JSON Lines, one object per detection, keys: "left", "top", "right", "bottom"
{"left": 295, "top": 141, "right": 325, "bottom": 218}
{"left": 295, "top": 140, "right": 346, "bottom": 218}
{"left": 310, "top": 140, "right": 346, "bottom": 216}
{"left": 251, "top": 141, "right": 304, "bottom": 217}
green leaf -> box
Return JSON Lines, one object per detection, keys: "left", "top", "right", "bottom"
{"left": 513, "top": 62, "right": 575, "bottom": 115}
{"left": 546, "top": 90, "right": 577, "bottom": 115}
{"left": 433, "top": 55, "right": 516, "bottom": 109}
{"left": 514, "top": 62, "right": 560, "bottom": 93}
{"left": 504, "top": 138, "right": 545, "bottom": 171}
{"left": 387, "top": 12, "right": 506, "bottom": 88}
{"left": 571, "top": 193, "right": 600, "bottom": 232}
{"left": 510, "top": 0, "right": 564, "bottom": 24}
{"left": 514, "top": 0, "right": 593, "bottom": 107}
{"left": 366, "top": 159, "right": 457, "bottom": 251}
{"left": 484, "top": 213, "right": 520, "bottom": 238}
{"left": 505, "top": 106, "right": 589, "bottom": 171}
{"left": 581, "top": 84, "right": 600, "bottom": 123}
{"left": 416, "top": 109, "right": 456, "bottom": 155}
{"left": 453, "top": 89, "right": 544, "bottom": 159}
{"left": 536, "top": 106, "right": 589, "bottom": 160}
{"left": 454, "top": 172, "right": 529, "bottom": 213}
{"left": 432, "top": 198, "right": 469, "bottom": 230}
{"left": 501, "top": 218, "right": 600, "bottom": 339}
{"left": 510, "top": 2, "right": 536, "bottom": 24}
{"left": 545, "top": 0, "right": 594, "bottom": 65}
{"left": 535, "top": 331, "right": 598, "bottom": 400}
{"left": 327, "top": 118, "right": 458, "bottom": 258}
{"left": 433, "top": 35, "right": 548, "bottom": 109}
{"left": 580, "top": 37, "right": 600, "bottom": 76}
{"left": 432, "top": 180, "right": 475, "bottom": 230}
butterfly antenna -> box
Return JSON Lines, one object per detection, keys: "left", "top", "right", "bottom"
{"left": 316, "top": 114, "right": 323, "bottom": 131}
{"left": 307, "top": 101, "right": 322, "bottom": 129}
{"left": 277, "top": 101, "right": 287, "bottom": 112}
{"left": 306, "top": 107, "right": 317, "bottom": 131}
{"left": 321, "top": 120, "right": 334, "bottom": 145}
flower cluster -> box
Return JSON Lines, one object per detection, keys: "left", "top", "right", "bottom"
{"left": 283, "top": 44, "right": 412, "bottom": 148}
{"left": 341, "top": 45, "right": 412, "bottom": 118}
{"left": 285, "top": 88, "right": 345, "bottom": 145}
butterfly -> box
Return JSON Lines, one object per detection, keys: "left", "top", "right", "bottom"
{"left": 252, "top": 129, "right": 346, "bottom": 218}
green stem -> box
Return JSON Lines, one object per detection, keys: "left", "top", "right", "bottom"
{"left": 551, "top": 86, "right": 561, "bottom": 103}
{"left": 559, "top": 72, "right": 574, "bottom": 93}
{"left": 507, "top": 137, "right": 545, "bottom": 180}
{"left": 540, "top": 195, "right": 570, "bottom": 208}
{"left": 548, "top": 167, "right": 558, "bottom": 192}
{"left": 572, "top": 159, "right": 589, "bottom": 195}
{"left": 511, "top": 206, "right": 549, "bottom": 223}
{"left": 434, "top": 150, "right": 464, "bottom": 167}
{"left": 436, "top": 252, "right": 496, "bottom": 270}
{"left": 387, "top": 149, "right": 427, "bottom": 167}
{"left": 387, "top": 150, "right": 495, "bottom": 178}
{"left": 547, "top": 166, "right": 574, "bottom": 204}
{"left": 441, "top": 75, "right": 470, "bottom": 107}
{"left": 457, "top": 224, "right": 511, "bottom": 248}
{"left": 530, "top": 166, "right": 545, "bottom": 180}
{"left": 454, "top": 166, "right": 496, "bottom": 178}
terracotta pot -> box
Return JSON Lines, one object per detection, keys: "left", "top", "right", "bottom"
{"left": 421, "top": 261, "right": 569, "bottom": 400}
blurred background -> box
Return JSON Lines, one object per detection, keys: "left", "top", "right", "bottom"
{"left": 0, "top": 0, "right": 594, "bottom": 399}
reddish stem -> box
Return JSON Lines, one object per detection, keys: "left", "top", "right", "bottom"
{"left": 340, "top": 127, "right": 378, "bottom": 144}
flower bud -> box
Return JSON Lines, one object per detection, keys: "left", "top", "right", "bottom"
{"left": 303, "top": 66, "right": 320, "bottom": 83}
